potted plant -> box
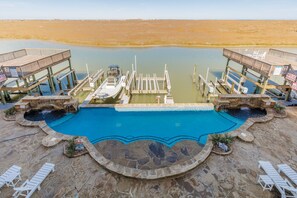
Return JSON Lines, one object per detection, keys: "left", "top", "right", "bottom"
{"left": 211, "top": 134, "right": 234, "bottom": 155}
{"left": 3, "top": 106, "right": 16, "bottom": 120}
{"left": 273, "top": 103, "right": 286, "bottom": 114}
{"left": 64, "top": 137, "right": 87, "bottom": 158}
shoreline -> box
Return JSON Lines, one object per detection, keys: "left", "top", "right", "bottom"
{"left": 2, "top": 38, "right": 297, "bottom": 49}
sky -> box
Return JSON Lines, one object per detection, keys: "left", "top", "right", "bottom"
{"left": 0, "top": 0, "right": 297, "bottom": 20}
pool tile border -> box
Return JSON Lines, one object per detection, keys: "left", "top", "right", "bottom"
{"left": 14, "top": 107, "right": 285, "bottom": 179}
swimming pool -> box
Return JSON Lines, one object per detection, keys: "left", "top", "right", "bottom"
{"left": 47, "top": 107, "right": 245, "bottom": 147}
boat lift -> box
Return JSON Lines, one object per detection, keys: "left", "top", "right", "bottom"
{"left": 195, "top": 67, "right": 218, "bottom": 102}
{"left": 125, "top": 63, "right": 171, "bottom": 95}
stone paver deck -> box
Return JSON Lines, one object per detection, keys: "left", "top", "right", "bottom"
{"left": 0, "top": 107, "right": 296, "bottom": 197}
{"left": 95, "top": 140, "right": 204, "bottom": 170}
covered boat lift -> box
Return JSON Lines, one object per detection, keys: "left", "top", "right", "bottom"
{"left": 0, "top": 48, "right": 77, "bottom": 104}
{"left": 221, "top": 48, "right": 297, "bottom": 101}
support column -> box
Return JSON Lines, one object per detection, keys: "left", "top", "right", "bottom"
{"left": 49, "top": 67, "right": 56, "bottom": 90}
{"left": 68, "top": 59, "right": 77, "bottom": 86}
{"left": 58, "top": 80, "right": 63, "bottom": 91}
{"left": 285, "top": 88, "right": 291, "bottom": 101}
{"left": 24, "top": 78, "right": 32, "bottom": 95}
{"left": 224, "top": 59, "right": 230, "bottom": 77}
{"left": 66, "top": 75, "right": 71, "bottom": 89}
{"left": 47, "top": 68, "right": 55, "bottom": 93}
{"left": 260, "top": 77, "right": 268, "bottom": 94}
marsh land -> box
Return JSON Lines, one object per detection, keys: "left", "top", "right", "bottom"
{"left": 1, "top": 20, "right": 297, "bottom": 47}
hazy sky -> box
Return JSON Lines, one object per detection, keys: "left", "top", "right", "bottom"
{"left": 0, "top": 0, "right": 297, "bottom": 20}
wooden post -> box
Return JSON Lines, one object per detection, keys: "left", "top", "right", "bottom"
{"left": 206, "top": 67, "right": 210, "bottom": 82}
{"left": 207, "top": 93, "right": 211, "bottom": 103}
{"left": 202, "top": 81, "right": 206, "bottom": 96}
{"left": 231, "top": 82, "right": 235, "bottom": 94}
{"left": 260, "top": 77, "right": 268, "bottom": 94}
{"left": 192, "top": 65, "right": 197, "bottom": 83}
{"left": 66, "top": 75, "right": 71, "bottom": 89}
{"left": 58, "top": 80, "right": 63, "bottom": 90}
{"left": 38, "top": 85, "right": 42, "bottom": 95}
{"left": 285, "top": 88, "right": 291, "bottom": 101}
{"left": 49, "top": 67, "right": 56, "bottom": 90}
{"left": 68, "top": 59, "right": 77, "bottom": 85}
{"left": 24, "top": 78, "right": 31, "bottom": 94}
{"left": 224, "top": 68, "right": 229, "bottom": 82}
{"left": 47, "top": 68, "right": 55, "bottom": 93}
{"left": 224, "top": 59, "right": 230, "bottom": 77}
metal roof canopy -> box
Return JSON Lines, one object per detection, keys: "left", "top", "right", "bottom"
{"left": 0, "top": 48, "right": 71, "bottom": 78}
{"left": 223, "top": 48, "right": 297, "bottom": 78}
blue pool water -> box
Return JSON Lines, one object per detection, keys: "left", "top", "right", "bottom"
{"left": 47, "top": 108, "right": 245, "bottom": 147}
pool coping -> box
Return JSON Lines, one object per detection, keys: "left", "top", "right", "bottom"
{"left": 14, "top": 106, "right": 284, "bottom": 179}
{"left": 80, "top": 103, "right": 214, "bottom": 111}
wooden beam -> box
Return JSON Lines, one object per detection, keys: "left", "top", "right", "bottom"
{"left": 227, "top": 66, "right": 291, "bottom": 90}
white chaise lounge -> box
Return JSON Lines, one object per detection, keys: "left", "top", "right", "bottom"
{"left": 278, "top": 164, "right": 297, "bottom": 186}
{"left": 258, "top": 161, "right": 297, "bottom": 198}
{"left": 13, "top": 163, "right": 55, "bottom": 198}
{"left": 0, "top": 165, "right": 22, "bottom": 190}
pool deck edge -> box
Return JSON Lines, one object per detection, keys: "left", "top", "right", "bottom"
{"left": 80, "top": 103, "right": 214, "bottom": 110}
{"left": 14, "top": 107, "right": 283, "bottom": 179}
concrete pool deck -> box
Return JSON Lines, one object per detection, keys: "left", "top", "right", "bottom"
{"left": 0, "top": 107, "right": 296, "bottom": 197}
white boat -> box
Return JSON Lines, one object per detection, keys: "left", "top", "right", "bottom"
{"left": 93, "top": 65, "right": 126, "bottom": 100}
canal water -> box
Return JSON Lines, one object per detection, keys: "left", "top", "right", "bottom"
{"left": 0, "top": 40, "right": 296, "bottom": 103}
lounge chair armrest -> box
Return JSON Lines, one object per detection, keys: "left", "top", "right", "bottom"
{"left": 284, "top": 178, "right": 294, "bottom": 187}
{"left": 13, "top": 186, "right": 32, "bottom": 192}
{"left": 282, "top": 185, "right": 297, "bottom": 193}
{"left": 13, "top": 179, "right": 29, "bottom": 190}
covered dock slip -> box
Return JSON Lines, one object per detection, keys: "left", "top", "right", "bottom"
{"left": 220, "top": 48, "right": 297, "bottom": 101}
{"left": 0, "top": 48, "right": 77, "bottom": 104}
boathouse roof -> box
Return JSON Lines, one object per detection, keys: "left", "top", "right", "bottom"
{"left": 0, "top": 48, "right": 71, "bottom": 78}
{"left": 223, "top": 48, "right": 297, "bottom": 78}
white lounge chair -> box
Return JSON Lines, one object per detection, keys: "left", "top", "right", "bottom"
{"left": 0, "top": 165, "right": 22, "bottom": 190}
{"left": 258, "top": 161, "right": 297, "bottom": 198}
{"left": 13, "top": 163, "right": 55, "bottom": 198}
{"left": 278, "top": 164, "right": 297, "bottom": 186}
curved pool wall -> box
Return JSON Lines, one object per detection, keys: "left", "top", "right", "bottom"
{"left": 47, "top": 107, "right": 245, "bottom": 147}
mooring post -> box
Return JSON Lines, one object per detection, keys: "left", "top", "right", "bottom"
{"left": 192, "top": 65, "right": 197, "bottom": 83}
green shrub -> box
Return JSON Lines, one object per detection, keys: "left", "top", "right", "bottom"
{"left": 66, "top": 137, "right": 78, "bottom": 157}
{"left": 274, "top": 103, "right": 285, "bottom": 113}
{"left": 4, "top": 106, "right": 16, "bottom": 117}
{"left": 211, "top": 134, "right": 234, "bottom": 146}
